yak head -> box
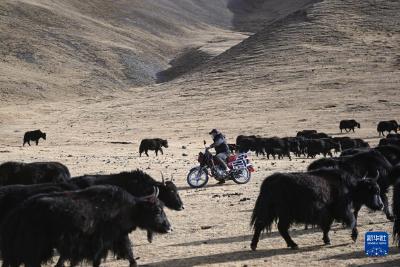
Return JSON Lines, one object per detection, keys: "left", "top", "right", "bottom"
{"left": 41, "top": 132, "right": 47, "bottom": 140}
{"left": 136, "top": 187, "right": 172, "bottom": 233}
{"left": 161, "top": 139, "right": 168, "bottom": 148}
{"left": 357, "top": 122, "right": 361, "bottom": 129}
{"left": 353, "top": 172, "right": 384, "bottom": 211}
{"left": 157, "top": 173, "right": 184, "bottom": 211}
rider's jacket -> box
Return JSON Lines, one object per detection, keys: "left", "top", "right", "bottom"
{"left": 213, "top": 133, "right": 230, "bottom": 155}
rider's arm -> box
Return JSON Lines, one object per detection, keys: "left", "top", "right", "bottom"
{"left": 210, "top": 136, "right": 224, "bottom": 148}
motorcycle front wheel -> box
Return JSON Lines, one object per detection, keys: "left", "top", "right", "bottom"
{"left": 232, "top": 168, "right": 251, "bottom": 184}
{"left": 187, "top": 166, "right": 209, "bottom": 188}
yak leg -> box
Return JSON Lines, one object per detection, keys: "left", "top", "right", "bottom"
{"left": 54, "top": 256, "right": 66, "bottom": 267}
{"left": 92, "top": 247, "right": 107, "bottom": 267}
{"left": 250, "top": 220, "right": 265, "bottom": 251}
{"left": 351, "top": 204, "right": 362, "bottom": 242}
{"left": 35, "top": 140, "right": 39, "bottom": 145}
{"left": 277, "top": 220, "right": 298, "bottom": 249}
{"left": 145, "top": 150, "right": 149, "bottom": 157}
{"left": 160, "top": 148, "right": 164, "bottom": 155}
{"left": 381, "top": 193, "right": 394, "bottom": 221}
{"left": 147, "top": 230, "right": 153, "bottom": 243}
{"left": 114, "top": 235, "right": 137, "bottom": 267}
{"left": 320, "top": 213, "right": 334, "bottom": 245}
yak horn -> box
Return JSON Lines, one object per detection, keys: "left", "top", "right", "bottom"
{"left": 373, "top": 170, "right": 380, "bottom": 181}
{"left": 171, "top": 174, "right": 174, "bottom": 182}
{"left": 137, "top": 186, "right": 159, "bottom": 202}
{"left": 153, "top": 186, "right": 159, "bottom": 198}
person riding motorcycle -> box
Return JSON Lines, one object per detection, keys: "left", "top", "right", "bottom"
{"left": 208, "top": 129, "right": 230, "bottom": 177}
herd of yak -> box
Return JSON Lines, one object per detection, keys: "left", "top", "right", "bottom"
{"left": 0, "top": 164, "right": 182, "bottom": 267}
{"left": 0, "top": 119, "right": 399, "bottom": 266}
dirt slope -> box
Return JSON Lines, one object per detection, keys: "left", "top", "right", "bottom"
{"left": 0, "top": 0, "right": 319, "bottom": 100}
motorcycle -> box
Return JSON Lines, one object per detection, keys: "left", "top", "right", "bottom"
{"left": 187, "top": 141, "right": 255, "bottom": 188}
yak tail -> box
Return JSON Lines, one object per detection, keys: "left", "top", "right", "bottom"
{"left": 250, "top": 182, "right": 275, "bottom": 233}
{"left": 393, "top": 180, "right": 400, "bottom": 246}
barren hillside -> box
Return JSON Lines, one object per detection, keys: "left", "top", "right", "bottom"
{"left": 0, "top": 0, "right": 317, "bottom": 100}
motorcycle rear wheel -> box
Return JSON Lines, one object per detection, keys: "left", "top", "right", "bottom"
{"left": 187, "top": 166, "right": 209, "bottom": 188}
{"left": 232, "top": 168, "right": 251, "bottom": 184}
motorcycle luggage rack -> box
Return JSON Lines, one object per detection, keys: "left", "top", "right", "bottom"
{"left": 231, "top": 153, "right": 252, "bottom": 169}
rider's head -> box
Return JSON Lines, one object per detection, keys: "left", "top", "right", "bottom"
{"left": 209, "top": 129, "right": 219, "bottom": 138}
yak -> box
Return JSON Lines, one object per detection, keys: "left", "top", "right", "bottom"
{"left": 0, "top": 183, "right": 78, "bottom": 254}
{"left": 304, "top": 138, "right": 341, "bottom": 158}
{"left": 307, "top": 150, "right": 394, "bottom": 240}
{"left": 250, "top": 168, "right": 383, "bottom": 251}
{"left": 0, "top": 183, "right": 77, "bottom": 225}
{"left": 69, "top": 169, "right": 182, "bottom": 263}
{"left": 377, "top": 120, "right": 399, "bottom": 136}
{"left": 379, "top": 137, "right": 400, "bottom": 148}
{"left": 282, "top": 137, "right": 301, "bottom": 157}
{"left": 339, "top": 120, "right": 360, "bottom": 133}
{"left": 23, "top": 129, "right": 46, "bottom": 146}
{"left": 236, "top": 135, "right": 260, "bottom": 154}
{"left": 261, "top": 137, "right": 291, "bottom": 160}
{"left": 387, "top": 133, "right": 400, "bottom": 139}
{"left": 69, "top": 170, "right": 183, "bottom": 211}
{"left": 296, "top": 130, "right": 317, "bottom": 138}
{"left": 1, "top": 185, "right": 171, "bottom": 267}
{"left": 391, "top": 165, "right": 400, "bottom": 247}
{"left": 332, "top": 137, "right": 369, "bottom": 151}
{"left": 341, "top": 145, "right": 400, "bottom": 166}
{"left": 0, "top": 161, "right": 71, "bottom": 186}
{"left": 139, "top": 138, "right": 168, "bottom": 157}
{"left": 308, "top": 132, "right": 331, "bottom": 139}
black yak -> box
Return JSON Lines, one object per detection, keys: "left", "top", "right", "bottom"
{"left": 377, "top": 120, "right": 399, "bottom": 136}
{"left": 304, "top": 138, "right": 341, "bottom": 158}
{"left": 341, "top": 145, "right": 400, "bottom": 166}
{"left": 339, "top": 120, "right": 360, "bottom": 133}
{"left": 0, "top": 183, "right": 77, "bottom": 225}
{"left": 23, "top": 129, "right": 46, "bottom": 146}
{"left": 139, "top": 138, "right": 168, "bottom": 156}
{"left": 250, "top": 168, "right": 383, "bottom": 251}
{"left": 296, "top": 130, "right": 317, "bottom": 138}
{"left": 69, "top": 170, "right": 182, "bottom": 247}
{"left": 261, "top": 137, "right": 292, "bottom": 160}
{"left": 308, "top": 133, "right": 331, "bottom": 139}
{"left": 391, "top": 165, "right": 400, "bottom": 247}
{"left": 70, "top": 170, "right": 183, "bottom": 211}
{"left": 332, "top": 137, "right": 369, "bottom": 151}
{"left": 1, "top": 185, "right": 171, "bottom": 267}
{"left": 0, "top": 183, "right": 78, "bottom": 253}
{"left": 0, "top": 161, "right": 71, "bottom": 186}
{"left": 387, "top": 133, "right": 400, "bottom": 139}
{"left": 307, "top": 150, "right": 394, "bottom": 240}
{"left": 236, "top": 135, "right": 260, "bottom": 154}
{"left": 379, "top": 137, "right": 400, "bottom": 148}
